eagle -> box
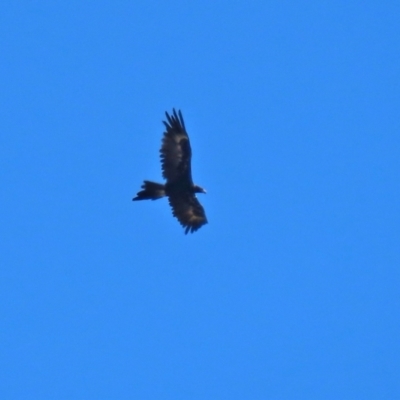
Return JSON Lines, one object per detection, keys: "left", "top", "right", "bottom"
{"left": 133, "top": 109, "right": 207, "bottom": 234}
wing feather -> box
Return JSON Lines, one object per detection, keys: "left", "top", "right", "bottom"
{"left": 160, "top": 109, "right": 192, "bottom": 183}
{"left": 168, "top": 193, "right": 207, "bottom": 234}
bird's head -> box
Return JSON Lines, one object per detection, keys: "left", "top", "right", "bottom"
{"left": 194, "top": 185, "right": 206, "bottom": 194}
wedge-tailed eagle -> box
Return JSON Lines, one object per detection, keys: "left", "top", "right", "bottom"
{"left": 133, "top": 109, "right": 207, "bottom": 234}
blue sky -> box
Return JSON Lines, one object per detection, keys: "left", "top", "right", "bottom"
{"left": 1, "top": 1, "right": 399, "bottom": 399}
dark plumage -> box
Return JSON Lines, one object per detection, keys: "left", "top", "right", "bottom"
{"left": 133, "top": 109, "right": 207, "bottom": 234}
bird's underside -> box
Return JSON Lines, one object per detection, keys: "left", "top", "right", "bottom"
{"left": 132, "top": 109, "right": 207, "bottom": 234}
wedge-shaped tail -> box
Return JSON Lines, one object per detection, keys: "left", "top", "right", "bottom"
{"left": 132, "top": 181, "right": 166, "bottom": 201}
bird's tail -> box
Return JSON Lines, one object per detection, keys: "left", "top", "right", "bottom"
{"left": 132, "top": 181, "right": 166, "bottom": 201}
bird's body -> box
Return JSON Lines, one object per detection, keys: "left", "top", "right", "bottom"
{"left": 133, "top": 109, "right": 207, "bottom": 234}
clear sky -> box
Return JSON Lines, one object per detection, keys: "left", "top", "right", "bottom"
{"left": 1, "top": 1, "right": 399, "bottom": 399}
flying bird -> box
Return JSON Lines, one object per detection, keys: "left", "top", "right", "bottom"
{"left": 133, "top": 109, "right": 207, "bottom": 234}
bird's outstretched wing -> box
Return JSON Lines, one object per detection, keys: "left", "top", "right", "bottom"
{"left": 160, "top": 109, "right": 192, "bottom": 183}
{"left": 168, "top": 192, "right": 207, "bottom": 234}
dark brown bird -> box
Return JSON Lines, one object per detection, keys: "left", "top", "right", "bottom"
{"left": 133, "top": 109, "right": 207, "bottom": 234}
